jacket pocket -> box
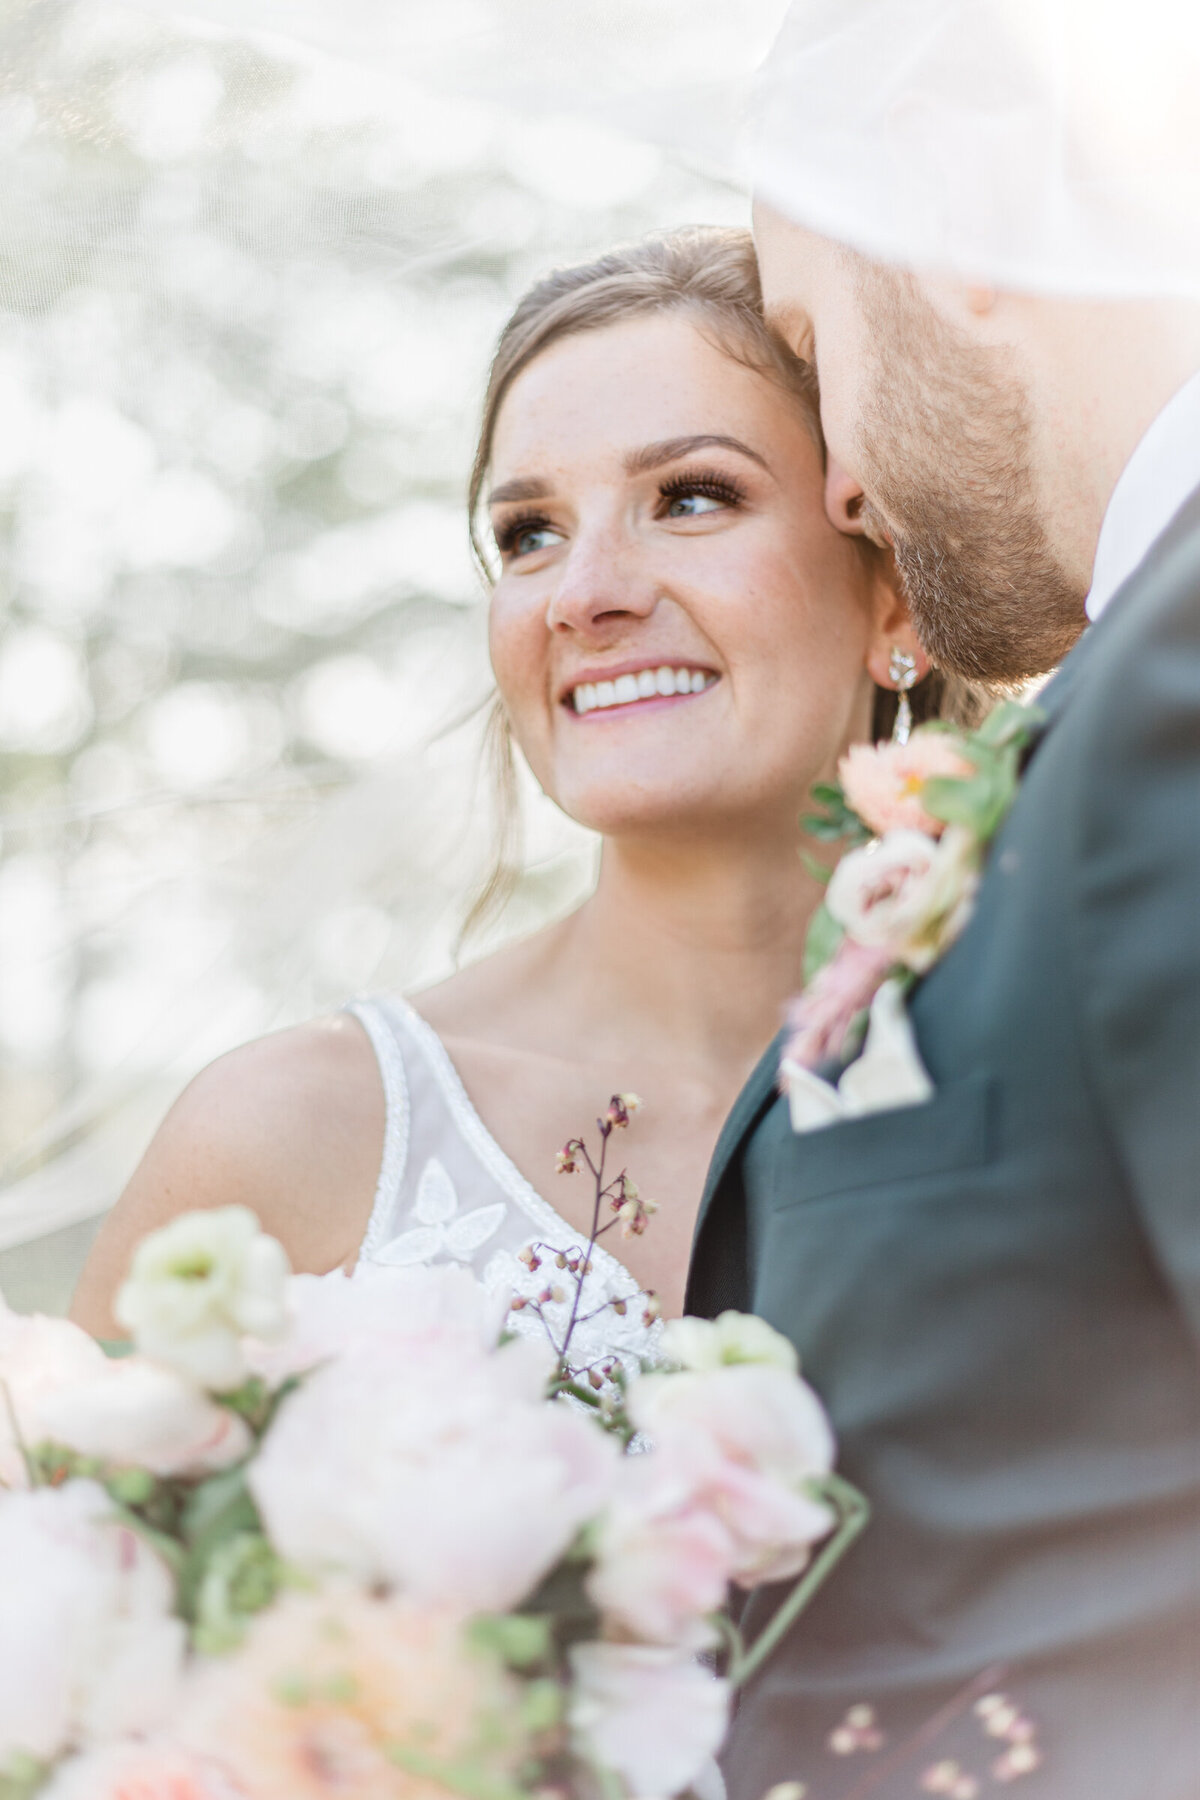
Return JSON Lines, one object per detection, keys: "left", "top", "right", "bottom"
{"left": 768, "top": 1069, "right": 997, "bottom": 1209}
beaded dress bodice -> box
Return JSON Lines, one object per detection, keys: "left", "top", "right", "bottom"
{"left": 348, "top": 997, "right": 662, "bottom": 1379}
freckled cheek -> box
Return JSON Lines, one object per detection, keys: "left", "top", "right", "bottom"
{"left": 488, "top": 588, "right": 553, "bottom": 729}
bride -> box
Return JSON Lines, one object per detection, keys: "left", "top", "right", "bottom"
{"left": 71, "top": 226, "right": 945, "bottom": 1366}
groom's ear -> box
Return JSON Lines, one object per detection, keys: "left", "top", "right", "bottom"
{"left": 825, "top": 458, "right": 891, "bottom": 548}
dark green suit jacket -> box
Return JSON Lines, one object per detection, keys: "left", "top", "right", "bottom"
{"left": 687, "top": 492, "right": 1200, "bottom": 1799}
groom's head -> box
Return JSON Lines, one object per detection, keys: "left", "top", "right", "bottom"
{"left": 753, "top": 212, "right": 1087, "bottom": 682}
{"left": 751, "top": 0, "right": 1200, "bottom": 684}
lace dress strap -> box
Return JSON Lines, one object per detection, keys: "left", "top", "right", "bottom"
{"left": 345, "top": 997, "right": 411, "bottom": 1261}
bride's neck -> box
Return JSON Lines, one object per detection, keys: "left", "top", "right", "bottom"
{"left": 546, "top": 828, "right": 823, "bottom": 1074}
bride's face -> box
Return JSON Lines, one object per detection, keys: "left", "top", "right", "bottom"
{"left": 486, "top": 312, "right": 887, "bottom": 841}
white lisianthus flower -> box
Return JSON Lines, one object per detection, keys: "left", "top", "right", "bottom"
{"left": 825, "top": 824, "right": 980, "bottom": 973}
{"left": 568, "top": 1641, "right": 729, "bottom": 1798}
{"left": 662, "top": 1311, "right": 798, "bottom": 1375}
{"left": 0, "top": 1480, "right": 184, "bottom": 1765}
{"left": 115, "top": 1206, "right": 290, "bottom": 1391}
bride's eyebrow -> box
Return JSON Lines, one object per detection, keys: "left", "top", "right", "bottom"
{"left": 488, "top": 475, "right": 551, "bottom": 506}
{"left": 487, "top": 433, "right": 770, "bottom": 507}
{"left": 624, "top": 434, "right": 770, "bottom": 476}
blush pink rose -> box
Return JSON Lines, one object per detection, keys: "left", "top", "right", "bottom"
{"left": 838, "top": 732, "right": 973, "bottom": 838}
{"left": 587, "top": 1443, "right": 739, "bottom": 1646}
{"left": 825, "top": 826, "right": 979, "bottom": 974}
{"left": 630, "top": 1363, "right": 835, "bottom": 1585}
{"left": 781, "top": 936, "right": 895, "bottom": 1071}
{"left": 40, "top": 1744, "right": 243, "bottom": 1800}
{"left": 568, "top": 1642, "right": 730, "bottom": 1799}
{"left": 180, "top": 1589, "right": 522, "bottom": 1800}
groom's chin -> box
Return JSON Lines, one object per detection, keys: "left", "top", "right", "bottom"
{"left": 891, "top": 540, "right": 1089, "bottom": 686}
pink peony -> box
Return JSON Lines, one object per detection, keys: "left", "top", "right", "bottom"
{"left": 250, "top": 1330, "right": 617, "bottom": 1612}
{"left": 630, "top": 1363, "right": 835, "bottom": 1585}
{"left": 587, "top": 1443, "right": 739, "bottom": 1646}
{"left": 40, "top": 1744, "right": 243, "bottom": 1800}
{"left": 0, "top": 1480, "right": 184, "bottom": 1765}
{"left": 568, "top": 1641, "right": 730, "bottom": 1798}
{"left": 180, "top": 1589, "right": 523, "bottom": 1800}
{"left": 825, "top": 826, "right": 979, "bottom": 974}
{"left": 37, "top": 1355, "right": 250, "bottom": 1476}
{"left": 245, "top": 1262, "right": 508, "bottom": 1387}
{"left": 781, "top": 936, "right": 895, "bottom": 1071}
{"left": 838, "top": 732, "right": 973, "bottom": 839}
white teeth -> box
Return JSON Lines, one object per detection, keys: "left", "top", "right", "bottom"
{"left": 570, "top": 668, "right": 715, "bottom": 713}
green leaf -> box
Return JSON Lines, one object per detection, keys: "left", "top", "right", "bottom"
{"left": 922, "top": 742, "right": 1019, "bottom": 842}
{"left": 973, "top": 697, "right": 1045, "bottom": 751}
{"left": 799, "top": 849, "right": 833, "bottom": 886}
{"left": 800, "top": 780, "right": 871, "bottom": 847}
{"left": 801, "top": 901, "right": 845, "bottom": 986}
{"left": 190, "top": 1530, "right": 283, "bottom": 1651}
{"left": 468, "top": 1614, "right": 553, "bottom": 1671}
{"left": 0, "top": 1752, "right": 49, "bottom": 1800}
{"left": 517, "top": 1677, "right": 563, "bottom": 1734}
{"left": 180, "top": 1463, "right": 258, "bottom": 1547}
{"left": 97, "top": 1337, "right": 136, "bottom": 1359}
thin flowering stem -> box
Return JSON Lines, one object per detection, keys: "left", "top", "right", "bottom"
{"left": 834, "top": 1663, "right": 1011, "bottom": 1800}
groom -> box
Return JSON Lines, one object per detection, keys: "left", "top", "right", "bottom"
{"left": 687, "top": 5, "right": 1200, "bottom": 1797}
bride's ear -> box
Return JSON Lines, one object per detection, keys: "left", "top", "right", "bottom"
{"left": 864, "top": 574, "right": 932, "bottom": 692}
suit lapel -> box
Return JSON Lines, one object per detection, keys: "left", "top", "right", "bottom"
{"left": 692, "top": 1029, "right": 784, "bottom": 1243}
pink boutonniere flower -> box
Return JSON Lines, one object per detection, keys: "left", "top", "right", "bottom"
{"left": 783, "top": 704, "right": 1043, "bottom": 1099}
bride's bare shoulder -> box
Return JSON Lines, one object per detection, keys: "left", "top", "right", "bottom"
{"left": 70, "top": 1015, "right": 384, "bottom": 1334}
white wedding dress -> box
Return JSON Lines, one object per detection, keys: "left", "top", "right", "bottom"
{"left": 347, "top": 997, "right": 663, "bottom": 1377}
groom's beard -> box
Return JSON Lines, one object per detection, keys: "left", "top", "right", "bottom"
{"left": 854, "top": 270, "right": 1087, "bottom": 684}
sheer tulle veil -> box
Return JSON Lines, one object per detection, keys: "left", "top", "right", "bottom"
{"left": 0, "top": 0, "right": 788, "bottom": 1304}
{"left": 2, "top": 0, "right": 1192, "bottom": 1305}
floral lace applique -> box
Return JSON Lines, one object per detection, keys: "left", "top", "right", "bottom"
{"left": 375, "top": 1157, "right": 507, "bottom": 1266}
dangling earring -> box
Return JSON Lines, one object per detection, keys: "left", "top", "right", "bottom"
{"left": 888, "top": 646, "right": 919, "bottom": 745}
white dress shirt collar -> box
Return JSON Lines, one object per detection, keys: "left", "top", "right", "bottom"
{"left": 1087, "top": 367, "right": 1200, "bottom": 621}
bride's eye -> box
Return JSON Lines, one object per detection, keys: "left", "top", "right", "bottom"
{"left": 658, "top": 469, "right": 748, "bottom": 519}
{"left": 494, "top": 512, "right": 563, "bottom": 558}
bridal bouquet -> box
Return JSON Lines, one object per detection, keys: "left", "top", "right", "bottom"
{"left": 0, "top": 1115, "right": 865, "bottom": 1800}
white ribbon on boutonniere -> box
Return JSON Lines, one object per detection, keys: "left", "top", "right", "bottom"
{"left": 781, "top": 702, "right": 1044, "bottom": 1133}
{"left": 782, "top": 978, "right": 935, "bottom": 1134}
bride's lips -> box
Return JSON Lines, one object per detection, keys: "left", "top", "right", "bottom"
{"left": 560, "top": 660, "right": 720, "bottom": 719}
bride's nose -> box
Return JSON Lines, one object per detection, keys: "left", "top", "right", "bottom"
{"left": 545, "top": 519, "right": 658, "bottom": 636}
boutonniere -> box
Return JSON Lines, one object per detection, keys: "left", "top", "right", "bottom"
{"left": 780, "top": 701, "right": 1043, "bottom": 1131}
